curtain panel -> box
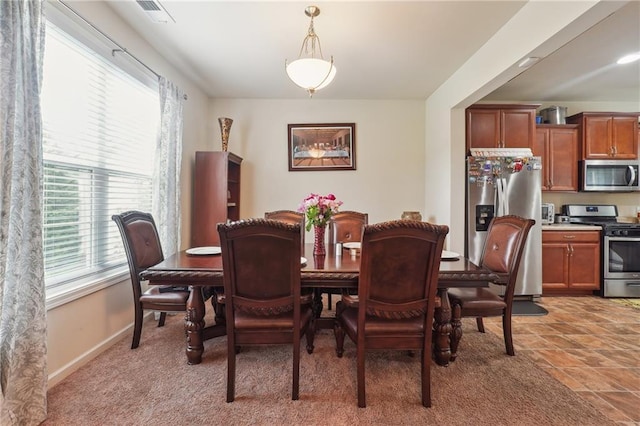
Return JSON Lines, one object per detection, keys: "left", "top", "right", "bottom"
{"left": 153, "top": 77, "right": 185, "bottom": 256}
{"left": 0, "top": 0, "right": 48, "bottom": 425}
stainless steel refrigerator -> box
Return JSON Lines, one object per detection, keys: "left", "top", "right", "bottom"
{"left": 465, "top": 152, "right": 542, "bottom": 299}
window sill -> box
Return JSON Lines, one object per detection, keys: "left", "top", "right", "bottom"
{"left": 46, "top": 267, "right": 129, "bottom": 310}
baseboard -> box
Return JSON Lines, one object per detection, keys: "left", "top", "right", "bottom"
{"left": 47, "top": 312, "right": 153, "bottom": 389}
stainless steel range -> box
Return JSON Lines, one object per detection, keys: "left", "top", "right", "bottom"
{"left": 563, "top": 204, "right": 640, "bottom": 298}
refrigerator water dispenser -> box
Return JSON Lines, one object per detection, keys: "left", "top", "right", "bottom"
{"left": 475, "top": 205, "right": 494, "bottom": 231}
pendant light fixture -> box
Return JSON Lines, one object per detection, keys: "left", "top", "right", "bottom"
{"left": 285, "top": 5, "right": 336, "bottom": 97}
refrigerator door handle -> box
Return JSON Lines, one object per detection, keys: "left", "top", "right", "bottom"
{"left": 496, "top": 177, "right": 508, "bottom": 216}
{"left": 502, "top": 177, "right": 509, "bottom": 215}
{"left": 495, "top": 179, "right": 501, "bottom": 216}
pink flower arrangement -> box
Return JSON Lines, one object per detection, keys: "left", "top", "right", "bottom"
{"left": 298, "top": 193, "right": 343, "bottom": 231}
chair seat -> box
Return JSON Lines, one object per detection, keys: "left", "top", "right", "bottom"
{"left": 340, "top": 306, "right": 425, "bottom": 335}
{"left": 234, "top": 305, "right": 313, "bottom": 330}
{"left": 140, "top": 286, "right": 189, "bottom": 305}
{"left": 447, "top": 287, "right": 506, "bottom": 315}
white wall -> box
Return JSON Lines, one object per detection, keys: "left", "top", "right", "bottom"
{"left": 208, "top": 99, "right": 427, "bottom": 243}
{"left": 45, "top": 0, "right": 211, "bottom": 388}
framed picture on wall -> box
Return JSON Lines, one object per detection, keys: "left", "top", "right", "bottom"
{"left": 288, "top": 123, "right": 356, "bottom": 171}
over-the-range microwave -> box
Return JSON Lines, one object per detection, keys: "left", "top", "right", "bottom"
{"left": 580, "top": 159, "right": 639, "bottom": 192}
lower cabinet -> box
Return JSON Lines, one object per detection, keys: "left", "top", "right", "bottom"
{"left": 542, "top": 230, "right": 601, "bottom": 295}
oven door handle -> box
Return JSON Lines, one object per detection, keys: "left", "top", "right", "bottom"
{"left": 627, "top": 165, "right": 636, "bottom": 186}
{"left": 606, "top": 237, "right": 640, "bottom": 241}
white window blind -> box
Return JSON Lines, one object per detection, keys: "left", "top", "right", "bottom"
{"left": 41, "top": 21, "right": 159, "bottom": 290}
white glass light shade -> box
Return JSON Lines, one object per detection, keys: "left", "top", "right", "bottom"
{"left": 286, "top": 58, "right": 337, "bottom": 92}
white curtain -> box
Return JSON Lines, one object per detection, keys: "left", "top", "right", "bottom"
{"left": 153, "top": 77, "right": 185, "bottom": 255}
{"left": 0, "top": 1, "right": 48, "bottom": 425}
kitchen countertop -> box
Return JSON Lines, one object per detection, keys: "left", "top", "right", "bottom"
{"left": 542, "top": 224, "right": 602, "bottom": 231}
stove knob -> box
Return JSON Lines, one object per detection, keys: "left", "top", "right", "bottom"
{"left": 622, "top": 230, "right": 629, "bottom": 236}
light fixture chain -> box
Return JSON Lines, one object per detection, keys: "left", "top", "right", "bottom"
{"left": 297, "top": 14, "right": 326, "bottom": 60}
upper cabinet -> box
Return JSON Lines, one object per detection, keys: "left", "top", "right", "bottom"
{"left": 566, "top": 112, "right": 639, "bottom": 159}
{"left": 466, "top": 104, "right": 538, "bottom": 152}
{"left": 533, "top": 125, "right": 579, "bottom": 192}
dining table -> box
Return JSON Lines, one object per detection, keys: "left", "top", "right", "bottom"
{"left": 140, "top": 243, "right": 501, "bottom": 366}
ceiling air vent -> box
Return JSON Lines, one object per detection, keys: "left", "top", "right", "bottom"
{"left": 136, "top": 0, "right": 175, "bottom": 23}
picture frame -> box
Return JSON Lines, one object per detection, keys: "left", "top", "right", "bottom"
{"left": 288, "top": 123, "right": 356, "bottom": 171}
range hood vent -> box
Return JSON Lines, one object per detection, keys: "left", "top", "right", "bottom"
{"left": 136, "top": 0, "right": 175, "bottom": 23}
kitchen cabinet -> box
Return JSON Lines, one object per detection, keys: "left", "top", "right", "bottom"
{"left": 533, "top": 125, "right": 578, "bottom": 191}
{"left": 465, "top": 104, "right": 538, "bottom": 152}
{"left": 566, "top": 112, "right": 639, "bottom": 159}
{"left": 192, "top": 151, "right": 242, "bottom": 247}
{"left": 542, "top": 230, "right": 600, "bottom": 295}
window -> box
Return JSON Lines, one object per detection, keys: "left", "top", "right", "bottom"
{"left": 41, "top": 21, "right": 159, "bottom": 295}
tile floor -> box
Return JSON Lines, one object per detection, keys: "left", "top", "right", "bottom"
{"left": 482, "top": 296, "right": 640, "bottom": 425}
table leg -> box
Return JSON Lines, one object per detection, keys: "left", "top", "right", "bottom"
{"left": 450, "top": 302, "right": 462, "bottom": 361}
{"left": 212, "top": 288, "right": 226, "bottom": 326}
{"left": 185, "top": 286, "right": 205, "bottom": 365}
{"left": 433, "top": 287, "right": 452, "bottom": 366}
{"left": 312, "top": 288, "right": 324, "bottom": 318}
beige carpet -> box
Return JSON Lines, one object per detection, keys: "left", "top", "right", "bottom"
{"left": 43, "top": 315, "right": 613, "bottom": 426}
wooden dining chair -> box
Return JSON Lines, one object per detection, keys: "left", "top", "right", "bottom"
{"left": 112, "top": 210, "right": 189, "bottom": 349}
{"left": 218, "top": 218, "right": 315, "bottom": 402}
{"left": 264, "top": 210, "right": 305, "bottom": 246}
{"left": 448, "top": 215, "right": 535, "bottom": 359}
{"left": 328, "top": 210, "right": 368, "bottom": 246}
{"left": 326, "top": 211, "right": 368, "bottom": 309}
{"left": 333, "top": 220, "right": 449, "bottom": 408}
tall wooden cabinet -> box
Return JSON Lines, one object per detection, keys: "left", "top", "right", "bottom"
{"left": 542, "top": 230, "right": 600, "bottom": 295}
{"left": 533, "top": 125, "right": 579, "bottom": 191}
{"left": 192, "top": 151, "right": 242, "bottom": 247}
{"left": 566, "top": 112, "right": 639, "bottom": 159}
{"left": 465, "top": 104, "right": 538, "bottom": 152}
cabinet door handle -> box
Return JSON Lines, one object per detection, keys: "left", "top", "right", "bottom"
{"left": 563, "top": 235, "right": 576, "bottom": 239}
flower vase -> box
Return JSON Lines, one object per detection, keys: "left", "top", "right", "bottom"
{"left": 218, "top": 117, "right": 233, "bottom": 152}
{"left": 313, "top": 225, "right": 326, "bottom": 256}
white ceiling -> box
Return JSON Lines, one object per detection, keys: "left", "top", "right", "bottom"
{"left": 487, "top": 0, "right": 640, "bottom": 102}
{"left": 102, "top": 1, "right": 639, "bottom": 103}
